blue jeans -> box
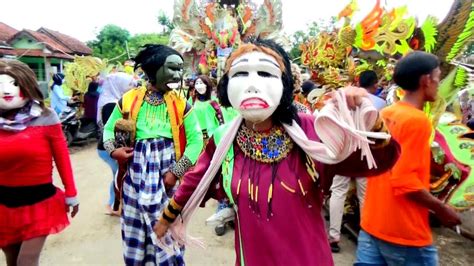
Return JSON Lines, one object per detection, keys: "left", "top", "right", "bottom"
{"left": 97, "top": 149, "right": 118, "bottom": 206}
{"left": 355, "top": 230, "right": 438, "bottom": 266}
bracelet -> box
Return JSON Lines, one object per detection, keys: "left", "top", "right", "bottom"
{"left": 104, "top": 139, "right": 116, "bottom": 155}
{"left": 170, "top": 156, "right": 192, "bottom": 179}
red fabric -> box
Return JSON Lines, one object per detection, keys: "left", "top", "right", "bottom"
{"left": 0, "top": 189, "right": 69, "bottom": 247}
{"left": 0, "top": 124, "right": 77, "bottom": 197}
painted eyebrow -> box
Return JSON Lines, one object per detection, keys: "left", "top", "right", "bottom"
{"left": 231, "top": 58, "right": 249, "bottom": 67}
{"left": 259, "top": 58, "right": 280, "bottom": 68}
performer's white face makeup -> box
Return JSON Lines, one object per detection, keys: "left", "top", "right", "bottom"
{"left": 0, "top": 74, "right": 28, "bottom": 110}
{"left": 227, "top": 51, "right": 283, "bottom": 123}
{"left": 194, "top": 78, "right": 207, "bottom": 95}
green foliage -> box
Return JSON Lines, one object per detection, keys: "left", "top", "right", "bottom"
{"left": 87, "top": 24, "right": 131, "bottom": 62}
{"left": 128, "top": 33, "right": 170, "bottom": 57}
{"left": 158, "top": 11, "right": 175, "bottom": 34}
{"left": 87, "top": 24, "right": 170, "bottom": 63}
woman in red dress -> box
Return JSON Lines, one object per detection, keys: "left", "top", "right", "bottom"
{"left": 0, "top": 59, "right": 79, "bottom": 266}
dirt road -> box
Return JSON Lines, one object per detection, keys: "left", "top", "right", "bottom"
{"left": 1, "top": 144, "right": 473, "bottom": 265}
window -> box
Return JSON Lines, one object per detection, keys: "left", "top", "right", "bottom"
{"left": 26, "top": 63, "right": 45, "bottom": 81}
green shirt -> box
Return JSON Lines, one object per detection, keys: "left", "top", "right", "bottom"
{"left": 103, "top": 101, "right": 203, "bottom": 163}
{"left": 193, "top": 100, "right": 239, "bottom": 138}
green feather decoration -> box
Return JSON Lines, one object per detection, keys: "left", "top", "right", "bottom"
{"left": 437, "top": 66, "right": 458, "bottom": 104}
{"left": 354, "top": 24, "right": 363, "bottom": 49}
{"left": 446, "top": 2, "right": 474, "bottom": 61}
{"left": 438, "top": 66, "right": 468, "bottom": 105}
{"left": 453, "top": 67, "right": 468, "bottom": 89}
{"left": 421, "top": 16, "right": 438, "bottom": 53}
{"left": 376, "top": 59, "right": 387, "bottom": 67}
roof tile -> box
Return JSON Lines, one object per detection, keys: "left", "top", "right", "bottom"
{"left": 0, "top": 22, "right": 18, "bottom": 42}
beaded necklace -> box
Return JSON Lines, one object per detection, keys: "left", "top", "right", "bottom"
{"left": 235, "top": 124, "right": 297, "bottom": 219}
{"left": 236, "top": 124, "right": 293, "bottom": 163}
{"left": 144, "top": 90, "right": 164, "bottom": 106}
{"left": 143, "top": 90, "right": 166, "bottom": 128}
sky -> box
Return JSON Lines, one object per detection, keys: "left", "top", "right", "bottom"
{"left": 1, "top": 0, "right": 455, "bottom": 43}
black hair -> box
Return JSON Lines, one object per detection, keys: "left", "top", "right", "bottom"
{"left": 133, "top": 44, "right": 183, "bottom": 85}
{"left": 217, "top": 38, "right": 298, "bottom": 125}
{"left": 393, "top": 51, "right": 440, "bottom": 91}
{"left": 359, "top": 70, "right": 378, "bottom": 88}
{"left": 301, "top": 80, "right": 315, "bottom": 96}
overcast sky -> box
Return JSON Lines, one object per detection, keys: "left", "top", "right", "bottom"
{"left": 2, "top": 0, "right": 454, "bottom": 42}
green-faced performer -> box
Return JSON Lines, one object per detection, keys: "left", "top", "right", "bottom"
{"left": 103, "top": 44, "right": 203, "bottom": 265}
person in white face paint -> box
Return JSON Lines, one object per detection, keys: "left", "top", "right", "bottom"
{"left": 191, "top": 74, "right": 238, "bottom": 235}
{"left": 155, "top": 39, "right": 399, "bottom": 265}
{"left": 0, "top": 59, "right": 79, "bottom": 266}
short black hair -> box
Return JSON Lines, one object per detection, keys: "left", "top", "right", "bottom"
{"left": 133, "top": 44, "right": 183, "bottom": 85}
{"left": 393, "top": 51, "right": 440, "bottom": 91}
{"left": 301, "top": 80, "right": 315, "bottom": 96}
{"left": 217, "top": 38, "right": 298, "bottom": 125}
{"left": 359, "top": 70, "right": 378, "bottom": 88}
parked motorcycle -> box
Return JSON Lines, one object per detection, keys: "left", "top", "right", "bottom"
{"left": 60, "top": 102, "right": 98, "bottom": 146}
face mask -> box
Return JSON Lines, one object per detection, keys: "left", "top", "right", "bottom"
{"left": 227, "top": 51, "right": 283, "bottom": 123}
{"left": 0, "top": 74, "right": 28, "bottom": 110}
{"left": 155, "top": 54, "right": 184, "bottom": 92}
{"left": 194, "top": 79, "right": 207, "bottom": 95}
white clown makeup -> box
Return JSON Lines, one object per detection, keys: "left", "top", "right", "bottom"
{"left": 194, "top": 78, "right": 207, "bottom": 95}
{"left": 227, "top": 51, "right": 283, "bottom": 123}
{"left": 0, "top": 74, "right": 28, "bottom": 110}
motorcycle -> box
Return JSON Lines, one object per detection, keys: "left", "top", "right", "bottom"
{"left": 60, "top": 102, "right": 98, "bottom": 146}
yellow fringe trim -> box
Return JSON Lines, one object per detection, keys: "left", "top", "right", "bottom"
{"left": 280, "top": 181, "right": 296, "bottom": 193}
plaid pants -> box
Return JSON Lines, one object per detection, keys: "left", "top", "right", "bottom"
{"left": 121, "top": 138, "right": 185, "bottom": 266}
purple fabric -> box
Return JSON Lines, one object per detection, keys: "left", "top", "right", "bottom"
{"left": 83, "top": 94, "right": 99, "bottom": 122}
{"left": 0, "top": 101, "right": 42, "bottom": 132}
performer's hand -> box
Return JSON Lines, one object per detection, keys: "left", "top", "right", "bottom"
{"left": 111, "top": 147, "right": 134, "bottom": 163}
{"left": 343, "top": 86, "right": 369, "bottom": 109}
{"left": 154, "top": 219, "right": 170, "bottom": 238}
{"left": 164, "top": 171, "right": 178, "bottom": 192}
{"left": 434, "top": 204, "right": 461, "bottom": 227}
{"left": 67, "top": 204, "right": 79, "bottom": 218}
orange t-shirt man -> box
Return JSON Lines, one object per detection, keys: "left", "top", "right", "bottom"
{"left": 361, "top": 101, "right": 433, "bottom": 246}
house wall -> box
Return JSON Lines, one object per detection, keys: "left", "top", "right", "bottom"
{"left": 11, "top": 35, "right": 44, "bottom": 50}
{"left": 19, "top": 57, "right": 45, "bottom": 81}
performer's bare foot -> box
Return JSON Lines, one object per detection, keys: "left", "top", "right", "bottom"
{"left": 105, "top": 205, "right": 120, "bottom": 217}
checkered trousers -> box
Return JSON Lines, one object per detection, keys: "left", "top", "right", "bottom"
{"left": 121, "top": 138, "right": 185, "bottom": 266}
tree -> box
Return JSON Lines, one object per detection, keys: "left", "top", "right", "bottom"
{"left": 87, "top": 24, "right": 172, "bottom": 63}
{"left": 128, "top": 33, "right": 171, "bottom": 57}
{"left": 157, "top": 11, "right": 175, "bottom": 34}
{"left": 87, "top": 24, "right": 131, "bottom": 62}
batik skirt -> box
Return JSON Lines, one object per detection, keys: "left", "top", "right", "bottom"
{"left": 121, "top": 137, "right": 185, "bottom": 266}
